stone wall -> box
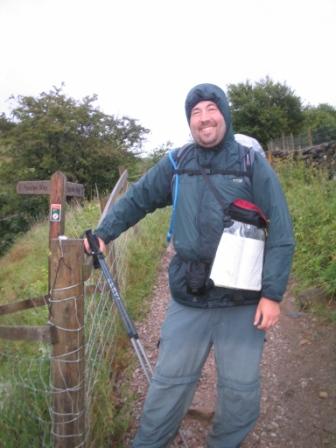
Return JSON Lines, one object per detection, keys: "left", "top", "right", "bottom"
{"left": 269, "top": 141, "right": 336, "bottom": 178}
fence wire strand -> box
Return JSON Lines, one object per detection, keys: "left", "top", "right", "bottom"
{"left": 0, "top": 195, "right": 134, "bottom": 447}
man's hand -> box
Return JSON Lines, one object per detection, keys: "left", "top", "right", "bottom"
{"left": 254, "top": 297, "right": 280, "bottom": 331}
{"left": 83, "top": 235, "right": 106, "bottom": 255}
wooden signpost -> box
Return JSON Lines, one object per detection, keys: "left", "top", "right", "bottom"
{"left": 16, "top": 171, "right": 86, "bottom": 446}
{"left": 17, "top": 171, "right": 84, "bottom": 246}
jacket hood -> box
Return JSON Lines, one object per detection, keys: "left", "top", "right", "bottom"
{"left": 184, "top": 83, "right": 235, "bottom": 151}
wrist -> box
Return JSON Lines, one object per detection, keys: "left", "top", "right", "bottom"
{"left": 260, "top": 296, "right": 281, "bottom": 305}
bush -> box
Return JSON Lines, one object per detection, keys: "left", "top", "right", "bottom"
{"left": 276, "top": 159, "right": 336, "bottom": 297}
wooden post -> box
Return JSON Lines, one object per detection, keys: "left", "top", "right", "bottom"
{"left": 49, "top": 238, "right": 85, "bottom": 448}
{"left": 308, "top": 127, "right": 313, "bottom": 146}
{"left": 16, "top": 171, "right": 84, "bottom": 249}
{"left": 290, "top": 133, "right": 295, "bottom": 151}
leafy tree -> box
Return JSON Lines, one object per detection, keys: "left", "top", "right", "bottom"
{"left": 1, "top": 86, "right": 149, "bottom": 195}
{"left": 303, "top": 103, "right": 336, "bottom": 144}
{"left": 0, "top": 86, "right": 149, "bottom": 254}
{"left": 227, "top": 77, "right": 304, "bottom": 147}
{"left": 147, "top": 141, "right": 173, "bottom": 165}
{"left": 0, "top": 113, "right": 16, "bottom": 134}
{"left": 125, "top": 141, "right": 174, "bottom": 184}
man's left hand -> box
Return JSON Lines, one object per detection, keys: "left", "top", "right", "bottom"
{"left": 254, "top": 297, "right": 280, "bottom": 331}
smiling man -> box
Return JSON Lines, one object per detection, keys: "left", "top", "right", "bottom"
{"left": 85, "top": 83, "right": 295, "bottom": 447}
{"left": 189, "top": 100, "right": 226, "bottom": 148}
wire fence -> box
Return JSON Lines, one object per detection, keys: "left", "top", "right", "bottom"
{"left": 0, "top": 234, "right": 132, "bottom": 447}
{"left": 267, "top": 129, "right": 336, "bottom": 152}
{"left": 0, "top": 169, "right": 132, "bottom": 447}
{"left": 83, "top": 230, "right": 134, "bottom": 446}
{"left": 0, "top": 332, "right": 52, "bottom": 447}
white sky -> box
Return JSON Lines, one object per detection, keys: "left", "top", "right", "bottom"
{"left": 1, "top": 0, "right": 335, "bottom": 152}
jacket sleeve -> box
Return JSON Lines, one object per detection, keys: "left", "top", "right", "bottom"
{"left": 94, "top": 155, "right": 174, "bottom": 244}
{"left": 251, "top": 155, "right": 295, "bottom": 302}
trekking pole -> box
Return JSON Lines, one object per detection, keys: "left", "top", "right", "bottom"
{"left": 85, "top": 230, "right": 189, "bottom": 448}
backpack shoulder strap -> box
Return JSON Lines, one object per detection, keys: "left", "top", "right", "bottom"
{"left": 238, "top": 143, "right": 255, "bottom": 180}
{"left": 166, "top": 143, "right": 255, "bottom": 242}
{"left": 166, "top": 144, "right": 194, "bottom": 242}
{"left": 168, "top": 144, "right": 195, "bottom": 170}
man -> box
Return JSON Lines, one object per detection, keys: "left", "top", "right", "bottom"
{"left": 85, "top": 83, "right": 295, "bottom": 447}
{"left": 234, "top": 133, "right": 266, "bottom": 158}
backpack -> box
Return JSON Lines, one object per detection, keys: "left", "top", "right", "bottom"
{"left": 166, "top": 143, "right": 255, "bottom": 242}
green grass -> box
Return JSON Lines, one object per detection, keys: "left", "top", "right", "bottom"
{"left": 0, "top": 199, "right": 170, "bottom": 447}
{"left": 276, "top": 159, "right": 336, "bottom": 304}
{"left": 124, "top": 209, "right": 170, "bottom": 318}
{"left": 0, "top": 223, "right": 49, "bottom": 304}
{"left": 0, "top": 350, "right": 51, "bottom": 447}
{"left": 86, "top": 207, "right": 170, "bottom": 447}
{"left": 1, "top": 159, "right": 336, "bottom": 446}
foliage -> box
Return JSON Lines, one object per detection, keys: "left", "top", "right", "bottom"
{"left": 1, "top": 85, "right": 148, "bottom": 193}
{"left": 303, "top": 103, "right": 336, "bottom": 144}
{"left": 147, "top": 141, "right": 173, "bottom": 165}
{"left": 1, "top": 159, "right": 336, "bottom": 446}
{"left": 0, "top": 85, "right": 149, "bottom": 255}
{"left": 276, "top": 160, "right": 336, "bottom": 298}
{"left": 0, "top": 220, "right": 49, "bottom": 306}
{"left": 133, "top": 141, "right": 174, "bottom": 178}
{"left": 123, "top": 141, "right": 175, "bottom": 183}
{"left": 228, "top": 77, "right": 304, "bottom": 147}
{"left": 0, "top": 347, "right": 51, "bottom": 448}
{"left": 0, "top": 112, "right": 15, "bottom": 134}
{"left": 123, "top": 208, "right": 170, "bottom": 318}
{"left": 0, "top": 199, "right": 170, "bottom": 447}
{"left": 88, "top": 208, "right": 170, "bottom": 447}
{"left": 0, "top": 186, "right": 48, "bottom": 255}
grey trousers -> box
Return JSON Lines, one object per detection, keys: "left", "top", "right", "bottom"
{"left": 133, "top": 300, "right": 265, "bottom": 448}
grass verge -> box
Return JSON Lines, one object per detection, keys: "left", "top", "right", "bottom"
{"left": 0, "top": 200, "right": 170, "bottom": 447}
{"left": 276, "top": 159, "right": 336, "bottom": 321}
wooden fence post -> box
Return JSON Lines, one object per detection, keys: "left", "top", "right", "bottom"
{"left": 290, "top": 133, "right": 295, "bottom": 151}
{"left": 49, "top": 238, "right": 85, "bottom": 448}
{"left": 308, "top": 127, "right": 313, "bottom": 146}
{"left": 16, "top": 170, "right": 84, "bottom": 291}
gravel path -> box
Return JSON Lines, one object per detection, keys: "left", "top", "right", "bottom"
{"left": 123, "top": 245, "right": 336, "bottom": 448}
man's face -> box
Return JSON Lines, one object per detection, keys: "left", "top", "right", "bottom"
{"left": 189, "top": 100, "right": 226, "bottom": 148}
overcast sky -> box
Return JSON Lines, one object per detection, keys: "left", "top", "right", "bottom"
{"left": 1, "top": 0, "right": 335, "bottom": 152}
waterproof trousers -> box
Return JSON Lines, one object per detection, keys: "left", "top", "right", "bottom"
{"left": 132, "top": 299, "right": 265, "bottom": 448}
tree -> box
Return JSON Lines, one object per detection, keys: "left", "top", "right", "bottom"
{"left": 148, "top": 141, "right": 173, "bottom": 164}
{"left": 227, "top": 77, "right": 304, "bottom": 147}
{"left": 0, "top": 86, "right": 149, "bottom": 254}
{"left": 303, "top": 104, "right": 336, "bottom": 144}
{"left": 0, "top": 113, "right": 15, "bottom": 134}
{"left": 1, "top": 86, "right": 149, "bottom": 195}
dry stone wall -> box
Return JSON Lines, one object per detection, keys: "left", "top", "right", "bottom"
{"left": 270, "top": 141, "right": 336, "bottom": 178}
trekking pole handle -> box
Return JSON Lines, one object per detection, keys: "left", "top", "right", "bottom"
{"left": 85, "top": 229, "right": 102, "bottom": 255}
{"left": 85, "top": 229, "right": 139, "bottom": 339}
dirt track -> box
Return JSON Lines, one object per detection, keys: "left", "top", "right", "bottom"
{"left": 124, "top": 245, "right": 336, "bottom": 448}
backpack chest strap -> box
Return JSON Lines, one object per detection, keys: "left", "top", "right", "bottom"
{"left": 174, "top": 168, "right": 249, "bottom": 177}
